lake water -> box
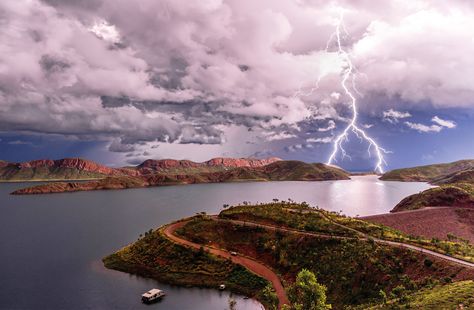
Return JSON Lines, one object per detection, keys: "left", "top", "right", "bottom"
{"left": 0, "top": 176, "right": 430, "bottom": 309}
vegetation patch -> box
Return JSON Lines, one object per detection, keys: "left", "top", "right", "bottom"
{"left": 352, "top": 280, "right": 474, "bottom": 309}
{"left": 392, "top": 184, "right": 474, "bottom": 212}
{"left": 103, "top": 228, "right": 269, "bottom": 304}
{"left": 219, "top": 201, "right": 356, "bottom": 237}
{"left": 177, "top": 212, "right": 471, "bottom": 308}
{"left": 221, "top": 202, "right": 474, "bottom": 264}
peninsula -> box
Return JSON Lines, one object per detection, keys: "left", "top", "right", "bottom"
{"left": 104, "top": 202, "right": 474, "bottom": 309}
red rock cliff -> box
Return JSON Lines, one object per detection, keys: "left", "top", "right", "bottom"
{"left": 204, "top": 157, "right": 281, "bottom": 168}
{"left": 136, "top": 157, "right": 281, "bottom": 173}
{"left": 15, "top": 158, "right": 119, "bottom": 175}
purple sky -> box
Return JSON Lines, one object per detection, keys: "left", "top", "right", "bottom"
{"left": 1, "top": 0, "right": 473, "bottom": 171}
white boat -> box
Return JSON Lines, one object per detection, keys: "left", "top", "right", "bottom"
{"left": 141, "top": 288, "right": 165, "bottom": 304}
{"left": 219, "top": 284, "right": 226, "bottom": 290}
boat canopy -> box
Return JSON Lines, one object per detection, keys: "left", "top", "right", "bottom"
{"left": 142, "top": 289, "right": 163, "bottom": 298}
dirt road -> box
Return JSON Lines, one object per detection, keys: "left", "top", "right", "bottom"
{"left": 220, "top": 217, "right": 474, "bottom": 269}
{"left": 163, "top": 221, "right": 290, "bottom": 308}
{"left": 163, "top": 213, "right": 474, "bottom": 309}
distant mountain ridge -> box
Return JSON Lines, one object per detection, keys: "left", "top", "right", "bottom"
{"left": 0, "top": 157, "right": 282, "bottom": 181}
{"left": 10, "top": 160, "right": 349, "bottom": 195}
{"left": 0, "top": 158, "right": 123, "bottom": 181}
{"left": 137, "top": 157, "right": 282, "bottom": 174}
{"left": 380, "top": 159, "right": 474, "bottom": 183}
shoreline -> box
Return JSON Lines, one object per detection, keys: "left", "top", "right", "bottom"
{"left": 8, "top": 176, "right": 352, "bottom": 196}
{"left": 0, "top": 178, "right": 103, "bottom": 183}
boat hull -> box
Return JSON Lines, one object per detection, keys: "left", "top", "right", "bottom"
{"left": 141, "top": 295, "right": 164, "bottom": 304}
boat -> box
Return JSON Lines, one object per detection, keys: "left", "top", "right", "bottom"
{"left": 219, "top": 284, "right": 226, "bottom": 290}
{"left": 141, "top": 288, "right": 165, "bottom": 304}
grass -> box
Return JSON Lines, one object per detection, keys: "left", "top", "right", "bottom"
{"left": 352, "top": 280, "right": 474, "bottom": 309}
{"left": 325, "top": 207, "right": 474, "bottom": 264}
{"left": 219, "top": 201, "right": 356, "bottom": 237}
{"left": 392, "top": 184, "right": 474, "bottom": 212}
{"left": 220, "top": 202, "right": 474, "bottom": 264}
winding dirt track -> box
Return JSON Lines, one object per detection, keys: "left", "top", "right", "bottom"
{"left": 164, "top": 214, "right": 474, "bottom": 309}
{"left": 219, "top": 217, "right": 474, "bottom": 268}
{"left": 163, "top": 221, "right": 290, "bottom": 308}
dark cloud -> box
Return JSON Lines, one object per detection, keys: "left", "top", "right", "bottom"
{"left": 238, "top": 65, "right": 250, "bottom": 72}
{"left": 125, "top": 158, "right": 145, "bottom": 165}
{"left": 2, "top": 0, "right": 474, "bottom": 161}
{"left": 39, "top": 55, "right": 71, "bottom": 74}
{"left": 41, "top": 0, "right": 102, "bottom": 10}
{"left": 108, "top": 139, "right": 135, "bottom": 152}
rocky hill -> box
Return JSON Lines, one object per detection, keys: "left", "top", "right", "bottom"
{"left": 262, "top": 161, "right": 348, "bottom": 181}
{"left": 135, "top": 157, "right": 281, "bottom": 175}
{"left": 380, "top": 159, "right": 474, "bottom": 182}
{"left": 391, "top": 184, "right": 474, "bottom": 212}
{"left": 434, "top": 168, "right": 474, "bottom": 185}
{"left": 11, "top": 160, "right": 349, "bottom": 195}
{"left": 382, "top": 160, "right": 474, "bottom": 212}
{"left": 0, "top": 157, "right": 281, "bottom": 181}
{"left": 0, "top": 158, "right": 132, "bottom": 181}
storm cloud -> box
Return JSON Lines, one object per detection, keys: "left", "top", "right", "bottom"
{"left": 1, "top": 0, "right": 473, "bottom": 159}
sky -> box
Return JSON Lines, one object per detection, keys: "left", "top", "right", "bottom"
{"left": 0, "top": 0, "right": 474, "bottom": 171}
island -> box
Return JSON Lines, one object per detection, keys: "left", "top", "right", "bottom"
{"left": 104, "top": 202, "right": 474, "bottom": 309}
{"left": 5, "top": 157, "right": 350, "bottom": 195}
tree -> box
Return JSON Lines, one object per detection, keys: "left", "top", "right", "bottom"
{"left": 261, "top": 284, "right": 279, "bottom": 310}
{"left": 288, "top": 269, "right": 331, "bottom": 310}
{"left": 424, "top": 258, "right": 433, "bottom": 268}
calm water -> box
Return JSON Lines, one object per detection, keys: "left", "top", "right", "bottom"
{"left": 0, "top": 176, "right": 430, "bottom": 309}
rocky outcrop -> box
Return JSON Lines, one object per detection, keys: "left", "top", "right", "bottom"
{"left": 0, "top": 158, "right": 135, "bottom": 181}
{"left": 1, "top": 157, "right": 281, "bottom": 181}
{"left": 16, "top": 158, "right": 119, "bottom": 175}
{"left": 204, "top": 157, "right": 281, "bottom": 168}
{"left": 11, "top": 160, "right": 349, "bottom": 195}
{"left": 138, "top": 159, "right": 200, "bottom": 170}
{"left": 136, "top": 157, "right": 282, "bottom": 174}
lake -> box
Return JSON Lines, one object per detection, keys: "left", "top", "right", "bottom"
{"left": 0, "top": 176, "right": 430, "bottom": 309}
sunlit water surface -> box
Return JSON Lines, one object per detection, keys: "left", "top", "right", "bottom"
{"left": 0, "top": 176, "right": 430, "bottom": 309}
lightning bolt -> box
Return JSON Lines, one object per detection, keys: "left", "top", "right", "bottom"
{"left": 325, "top": 10, "right": 389, "bottom": 174}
